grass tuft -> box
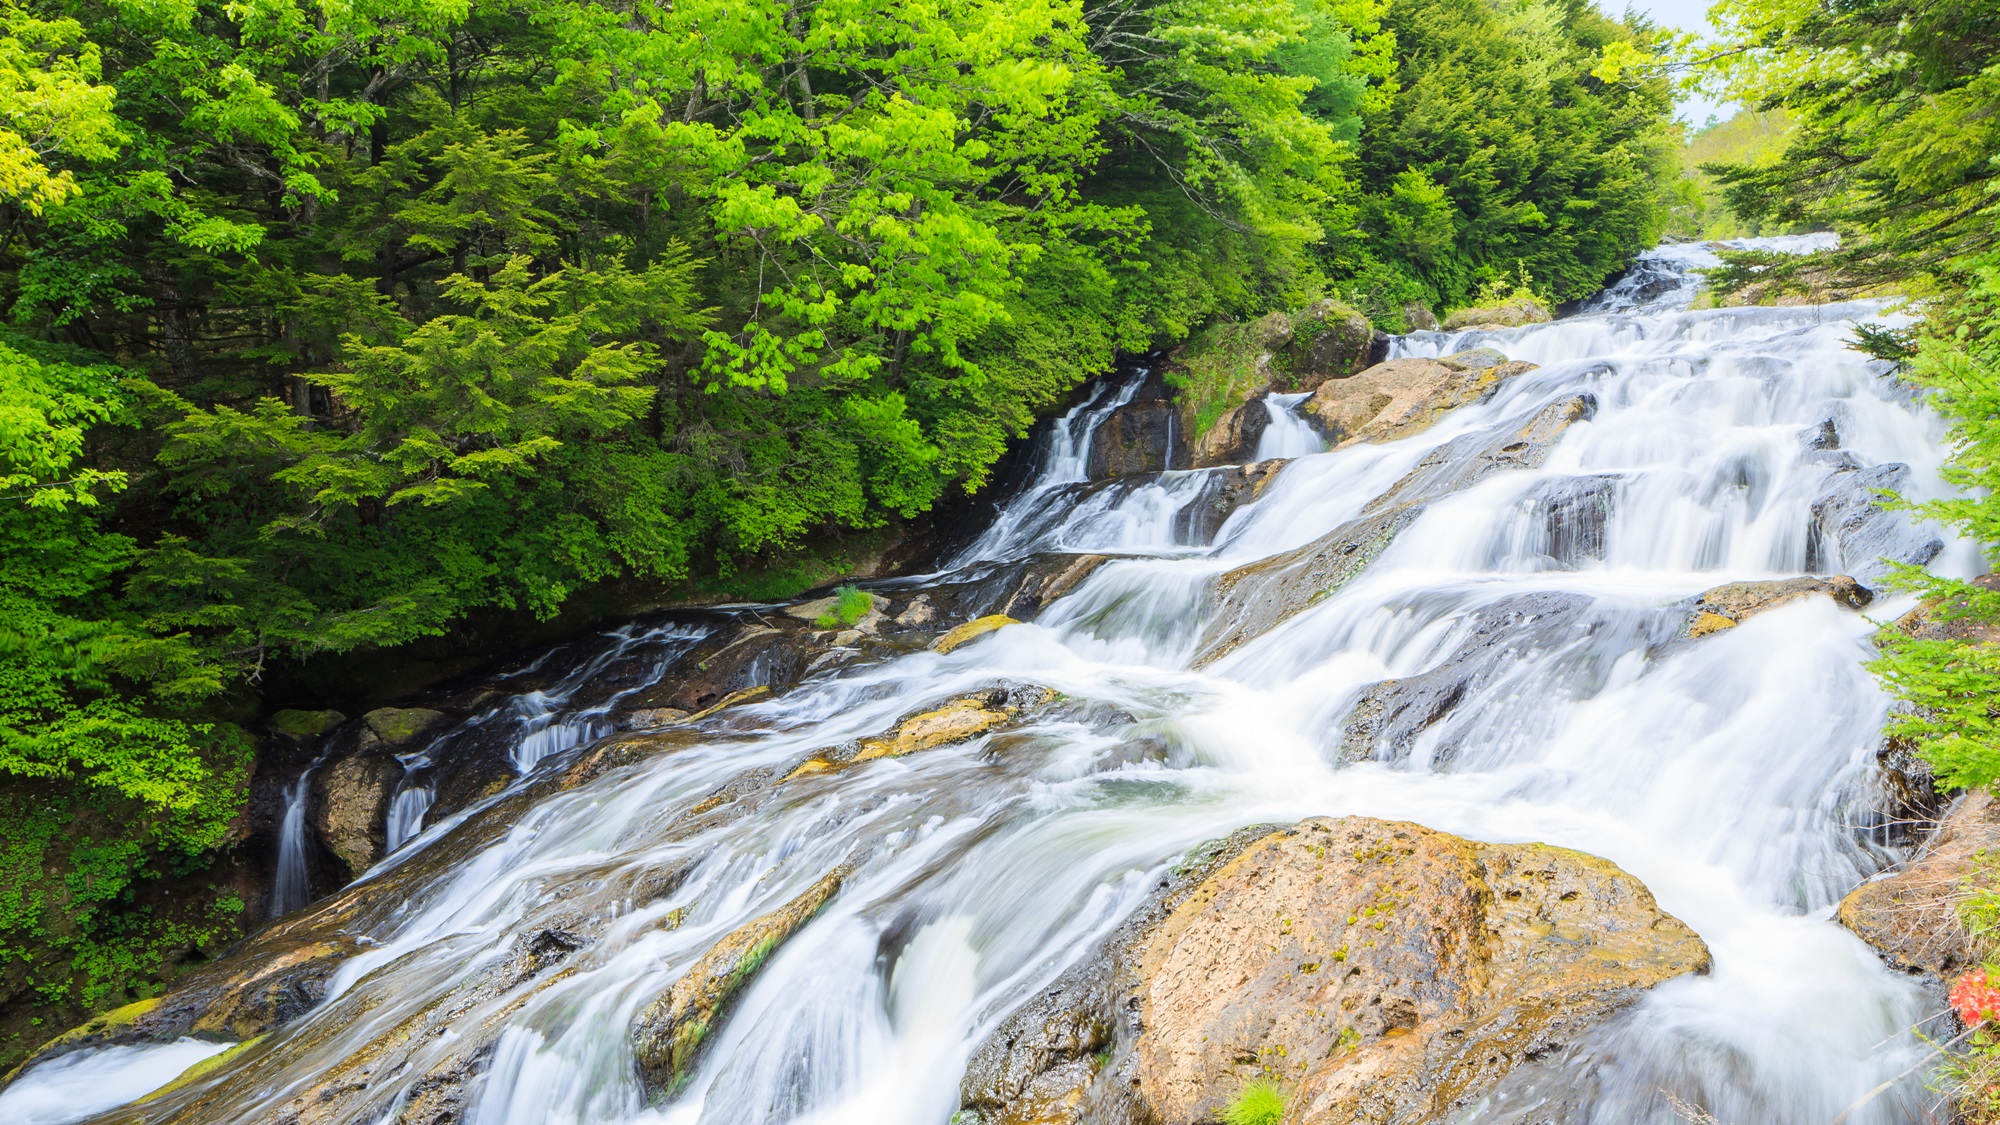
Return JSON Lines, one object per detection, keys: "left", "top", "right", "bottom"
{"left": 1222, "top": 1081, "right": 1287, "bottom": 1125}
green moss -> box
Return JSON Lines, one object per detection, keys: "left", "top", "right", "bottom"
{"left": 268, "top": 709, "right": 345, "bottom": 740}
{"left": 136, "top": 1034, "right": 264, "bottom": 1102}
{"left": 1223, "top": 1081, "right": 1288, "bottom": 1125}
{"left": 1165, "top": 317, "right": 1277, "bottom": 445}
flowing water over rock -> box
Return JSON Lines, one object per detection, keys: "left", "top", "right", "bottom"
{"left": 2, "top": 239, "right": 1979, "bottom": 1125}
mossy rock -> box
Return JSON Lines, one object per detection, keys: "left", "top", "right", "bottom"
{"left": 3, "top": 996, "right": 163, "bottom": 1083}
{"left": 269, "top": 708, "right": 346, "bottom": 741}
{"left": 361, "top": 707, "right": 449, "bottom": 746}
{"left": 931, "top": 615, "right": 1020, "bottom": 655}
{"left": 137, "top": 1035, "right": 265, "bottom": 1103}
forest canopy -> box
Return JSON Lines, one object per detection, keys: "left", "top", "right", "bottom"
{"left": 0, "top": 0, "right": 1675, "bottom": 1029}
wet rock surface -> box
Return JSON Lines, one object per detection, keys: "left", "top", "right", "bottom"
{"left": 1809, "top": 462, "right": 1944, "bottom": 580}
{"left": 959, "top": 817, "right": 1707, "bottom": 1125}
{"left": 1841, "top": 791, "right": 2000, "bottom": 977}
{"left": 1340, "top": 593, "right": 1598, "bottom": 767}
{"left": 1088, "top": 372, "right": 1189, "bottom": 478}
{"left": 1304, "top": 349, "right": 1536, "bottom": 448}
{"left": 631, "top": 867, "right": 849, "bottom": 1099}
{"left": 1197, "top": 390, "right": 1590, "bottom": 664}
{"left": 1678, "top": 575, "right": 1873, "bottom": 639}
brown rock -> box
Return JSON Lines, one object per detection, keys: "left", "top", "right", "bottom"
{"left": 1089, "top": 374, "right": 1189, "bottom": 478}
{"left": 626, "top": 706, "right": 692, "bottom": 729}
{"left": 961, "top": 817, "right": 1707, "bottom": 1125}
{"left": 1305, "top": 349, "right": 1535, "bottom": 449}
{"left": 310, "top": 750, "right": 401, "bottom": 880}
{"left": 632, "top": 867, "right": 849, "bottom": 1099}
{"left": 786, "top": 686, "right": 1053, "bottom": 779}
{"left": 895, "top": 594, "right": 937, "bottom": 626}
{"left": 1191, "top": 396, "right": 1273, "bottom": 467}
{"left": 1686, "top": 575, "right": 1873, "bottom": 634}
{"left": 1840, "top": 791, "right": 2000, "bottom": 976}
{"left": 1402, "top": 302, "right": 1439, "bottom": 332}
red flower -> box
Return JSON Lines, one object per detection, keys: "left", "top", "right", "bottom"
{"left": 1952, "top": 970, "right": 2000, "bottom": 1026}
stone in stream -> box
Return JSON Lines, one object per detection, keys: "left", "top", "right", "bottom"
{"left": 1808, "top": 461, "right": 1944, "bottom": 581}
{"left": 631, "top": 867, "right": 850, "bottom": 1099}
{"left": 1841, "top": 791, "right": 2000, "bottom": 978}
{"left": 1676, "top": 574, "right": 1873, "bottom": 640}
{"left": 934, "top": 614, "right": 1021, "bottom": 655}
{"left": 1194, "top": 388, "right": 1591, "bottom": 665}
{"left": 310, "top": 746, "right": 403, "bottom": 881}
{"left": 1303, "top": 348, "right": 1537, "bottom": 448}
{"left": 957, "top": 817, "right": 1708, "bottom": 1125}
{"left": 1439, "top": 293, "right": 1553, "bottom": 331}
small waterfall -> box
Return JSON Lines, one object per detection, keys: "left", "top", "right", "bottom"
{"left": 383, "top": 785, "right": 432, "bottom": 854}
{"left": 268, "top": 761, "right": 321, "bottom": 918}
{"left": 374, "top": 621, "right": 712, "bottom": 860}
{"left": 1254, "top": 391, "right": 1324, "bottom": 459}
{"left": 944, "top": 368, "right": 1147, "bottom": 567}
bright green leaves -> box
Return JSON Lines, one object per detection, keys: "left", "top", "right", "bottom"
{"left": 665, "top": 0, "right": 1105, "bottom": 394}
{"left": 0, "top": 3, "right": 125, "bottom": 213}
{"left": 0, "top": 341, "right": 128, "bottom": 509}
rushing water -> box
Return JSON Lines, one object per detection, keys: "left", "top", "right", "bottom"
{"left": 2, "top": 237, "right": 1976, "bottom": 1125}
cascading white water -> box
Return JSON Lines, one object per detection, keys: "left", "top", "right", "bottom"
{"left": 1254, "top": 391, "right": 1324, "bottom": 460}
{"left": 269, "top": 762, "right": 321, "bottom": 918}
{"left": 6, "top": 237, "right": 1978, "bottom": 1125}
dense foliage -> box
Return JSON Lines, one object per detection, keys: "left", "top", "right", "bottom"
{"left": 0, "top": 0, "right": 1675, "bottom": 1045}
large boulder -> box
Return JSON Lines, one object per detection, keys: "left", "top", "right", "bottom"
{"left": 1840, "top": 792, "right": 2000, "bottom": 977}
{"left": 1285, "top": 299, "right": 1388, "bottom": 391}
{"left": 1191, "top": 394, "right": 1274, "bottom": 467}
{"left": 1439, "top": 294, "right": 1552, "bottom": 331}
{"left": 1089, "top": 372, "right": 1189, "bottom": 478}
{"left": 1808, "top": 462, "right": 1943, "bottom": 581}
{"left": 959, "top": 817, "right": 1708, "bottom": 1125}
{"left": 309, "top": 749, "right": 401, "bottom": 880}
{"left": 1304, "top": 349, "right": 1536, "bottom": 448}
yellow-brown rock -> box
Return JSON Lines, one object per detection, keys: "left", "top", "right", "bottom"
{"left": 1687, "top": 611, "right": 1738, "bottom": 639}
{"left": 854, "top": 698, "right": 1012, "bottom": 763}
{"left": 784, "top": 687, "right": 1052, "bottom": 779}
{"left": 1840, "top": 791, "right": 2000, "bottom": 976}
{"left": 1685, "top": 575, "right": 1872, "bottom": 640}
{"left": 631, "top": 867, "right": 849, "bottom": 1099}
{"left": 1305, "top": 349, "right": 1536, "bottom": 449}
{"left": 960, "top": 817, "right": 1708, "bottom": 1125}
{"left": 933, "top": 614, "right": 1020, "bottom": 655}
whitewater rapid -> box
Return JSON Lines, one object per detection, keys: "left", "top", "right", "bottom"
{"left": 2, "top": 235, "right": 1974, "bottom": 1125}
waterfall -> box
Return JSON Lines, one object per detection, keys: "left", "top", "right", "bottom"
{"left": 1254, "top": 391, "right": 1324, "bottom": 459}
{"left": 268, "top": 761, "right": 321, "bottom": 919}
{"left": 6, "top": 237, "right": 1979, "bottom": 1125}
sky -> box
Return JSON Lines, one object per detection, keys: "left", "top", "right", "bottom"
{"left": 1606, "top": 0, "right": 1734, "bottom": 127}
